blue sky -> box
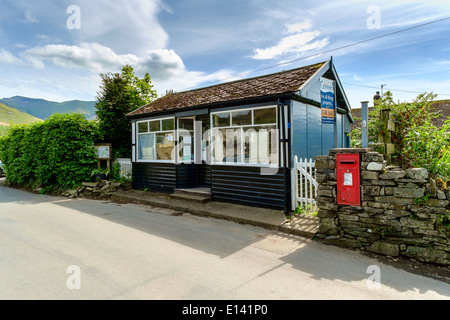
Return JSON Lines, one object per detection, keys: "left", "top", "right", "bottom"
{"left": 0, "top": 0, "right": 449, "bottom": 110}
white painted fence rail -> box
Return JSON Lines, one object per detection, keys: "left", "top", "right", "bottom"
{"left": 291, "top": 156, "right": 318, "bottom": 212}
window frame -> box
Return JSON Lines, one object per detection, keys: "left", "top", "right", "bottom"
{"left": 136, "top": 117, "right": 175, "bottom": 163}
{"left": 210, "top": 105, "right": 279, "bottom": 167}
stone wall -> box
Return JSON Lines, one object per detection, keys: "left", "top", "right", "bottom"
{"left": 315, "top": 148, "right": 450, "bottom": 266}
{"left": 62, "top": 181, "right": 131, "bottom": 198}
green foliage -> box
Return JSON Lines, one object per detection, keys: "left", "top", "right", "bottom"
{"left": 0, "top": 113, "right": 99, "bottom": 191}
{"left": 350, "top": 117, "right": 362, "bottom": 148}
{"left": 95, "top": 65, "right": 157, "bottom": 158}
{"left": 351, "top": 91, "right": 444, "bottom": 168}
{"left": 294, "top": 206, "right": 303, "bottom": 214}
{"left": 90, "top": 168, "right": 110, "bottom": 181}
{"left": 403, "top": 119, "right": 450, "bottom": 179}
{"left": 414, "top": 193, "right": 431, "bottom": 205}
{"left": 0, "top": 126, "right": 8, "bottom": 137}
{"left": 436, "top": 211, "right": 450, "bottom": 234}
{"left": 373, "top": 225, "right": 393, "bottom": 238}
{"left": 111, "top": 162, "right": 121, "bottom": 181}
{"left": 0, "top": 102, "right": 43, "bottom": 125}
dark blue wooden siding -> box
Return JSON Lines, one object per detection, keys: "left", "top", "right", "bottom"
{"left": 132, "top": 162, "right": 176, "bottom": 192}
{"left": 176, "top": 164, "right": 198, "bottom": 188}
{"left": 199, "top": 164, "right": 211, "bottom": 188}
{"left": 211, "top": 165, "right": 286, "bottom": 209}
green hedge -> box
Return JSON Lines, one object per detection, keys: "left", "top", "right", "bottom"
{"left": 0, "top": 113, "right": 99, "bottom": 191}
{"left": 403, "top": 119, "right": 450, "bottom": 179}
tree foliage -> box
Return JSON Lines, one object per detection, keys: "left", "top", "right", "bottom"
{"left": 95, "top": 65, "right": 157, "bottom": 158}
{"left": 0, "top": 113, "right": 99, "bottom": 191}
{"left": 351, "top": 91, "right": 441, "bottom": 167}
{"left": 403, "top": 119, "right": 450, "bottom": 179}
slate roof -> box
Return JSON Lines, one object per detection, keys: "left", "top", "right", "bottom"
{"left": 127, "top": 61, "right": 327, "bottom": 117}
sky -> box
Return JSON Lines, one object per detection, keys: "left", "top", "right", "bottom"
{"left": 0, "top": 0, "right": 449, "bottom": 110}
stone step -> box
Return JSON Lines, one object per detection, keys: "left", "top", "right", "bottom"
{"left": 170, "top": 192, "right": 211, "bottom": 203}
{"left": 174, "top": 188, "right": 212, "bottom": 197}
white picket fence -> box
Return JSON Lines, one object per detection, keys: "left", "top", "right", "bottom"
{"left": 291, "top": 156, "right": 318, "bottom": 212}
{"left": 113, "top": 158, "right": 132, "bottom": 180}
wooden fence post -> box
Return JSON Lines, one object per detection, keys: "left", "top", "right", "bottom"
{"left": 379, "top": 109, "right": 395, "bottom": 165}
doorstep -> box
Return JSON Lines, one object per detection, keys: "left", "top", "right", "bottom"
{"left": 170, "top": 187, "right": 212, "bottom": 203}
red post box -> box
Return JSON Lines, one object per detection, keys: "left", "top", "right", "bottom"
{"left": 336, "top": 154, "right": 361, "bottom": 206}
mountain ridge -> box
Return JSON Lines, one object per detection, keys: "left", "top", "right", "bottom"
{"left": 0, "top": 96, "right": 97, "bottom": 120}
{"left": 0, "top": 102, "right": 43, "bottom": 126}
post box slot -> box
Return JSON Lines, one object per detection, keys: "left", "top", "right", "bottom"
{"left": 340, "top": 160, "right": 355, "bottom": 164}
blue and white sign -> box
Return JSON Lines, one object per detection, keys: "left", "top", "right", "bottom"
{"left": 320, "top": 77, "right": 336, "bottom": 124}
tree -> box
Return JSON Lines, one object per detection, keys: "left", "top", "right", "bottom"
{"left": 95, "top": 65, "right": 157, "bottom": 158}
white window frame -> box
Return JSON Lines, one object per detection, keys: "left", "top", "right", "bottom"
{"left": 210, "top": 105, "right": 279, "bottom": 167}
{"left": 136, "top": 117, "right": 175, "bottom": 163}
{"left": 176, "top": 116, "right": 197, "bottom": 164}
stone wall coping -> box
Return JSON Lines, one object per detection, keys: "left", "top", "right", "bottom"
{"left": 329, "top": 148, "right": 373, "bottom": 155}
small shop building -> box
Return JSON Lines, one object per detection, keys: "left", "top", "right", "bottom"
{"left": 126, "top": 58, "right": 353, "bottom": 213}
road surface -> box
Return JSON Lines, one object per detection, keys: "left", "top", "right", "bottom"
{"left": 0, "top": 178, "right": 449, "bottom": 300}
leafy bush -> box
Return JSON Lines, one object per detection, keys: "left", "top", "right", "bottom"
{"left": 351, "top": 91, "right": 444, "bottom": 167}
{"left": 403, "top": 119, "right": 450, "bottom": 179}
{"left": 0, "top": 113, "right": 100, "bottom": 191}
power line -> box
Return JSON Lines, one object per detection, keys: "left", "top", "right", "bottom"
{"left": 343, "top": 82, "right": 450, "bottom": 96}
{"left": 179, "top": 16, "right": 450, "bottom": 92}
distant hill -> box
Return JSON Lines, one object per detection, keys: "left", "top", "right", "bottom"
{"left": 0, "top": 102, "right": 43, "bottom": 127}
{"left": 0, "top": 96, "right": 97, "bottom": 120}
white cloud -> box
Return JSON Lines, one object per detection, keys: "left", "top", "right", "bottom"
{"left": 15, "top": 42, "right": 235, "bottom": 97}
{"left": 157, "top": 69, "right": 241, "bottom": 94}
{"left": 20, "top": 43, "right": 186, "bottom": 79}
{"left": 73, "top": 0, "right": 169, "bottom": 55}
{"left": 253, "top": 31, "right": 329, "bottom": 60}
{"left": 22, "top": 10, "right": 38, "bottom": 24}
{"left": 136, "top": 49, "right": 185, "bottom": 80}
{"left": 3, "top": 1, "right": 170, "bottom": 56}
{"left": 252, "top": 19, "right": 329, "bottom": 60}
{"left": 0, "top": 48, "right": 24, "bottom": 66}
{"left": 285, "top": 19, "right": 313, "bottom": 34}
{"left": 36, "top": 34, "right": 49, "bottom": 40}
{"left": 22, "top": 43, "right": 141, "bottom": 72}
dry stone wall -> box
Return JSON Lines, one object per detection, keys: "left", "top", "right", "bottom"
{"left": 315, "top": 148, "right": 450, "bottom": 266}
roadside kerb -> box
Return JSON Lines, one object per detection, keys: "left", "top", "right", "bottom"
{"left": 110, "top": 190, "right": 319, "bottom": 239}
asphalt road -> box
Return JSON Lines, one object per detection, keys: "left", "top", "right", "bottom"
{"left": 0, "top": 178, "right": 449, "bottom": 300}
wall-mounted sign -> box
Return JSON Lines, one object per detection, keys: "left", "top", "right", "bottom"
{"left": 320, "top": 77, "right": 336, "bottom": 124}
{"left": 95, "top": 143, "right": 112, "bottom": 160}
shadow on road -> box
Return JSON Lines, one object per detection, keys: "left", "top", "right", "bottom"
{"left": 1, "top": 177, "right": 449, "bottom": 298}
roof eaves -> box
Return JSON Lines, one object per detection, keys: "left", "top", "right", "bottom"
{"left": 126, "top": 92, "right": 298, "bottom": 120}
{"left": 127, "top": 61, "right": 329, "bottom": 118}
